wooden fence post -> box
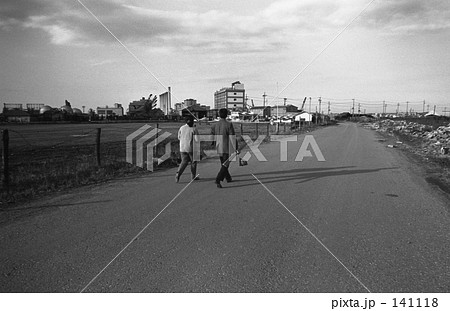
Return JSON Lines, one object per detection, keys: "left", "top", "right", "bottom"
{"left": 96, "top": 128, "right": 101, "bottom": 167}
{"left": 2, "top": 129, "right": 9, "bottom": 193}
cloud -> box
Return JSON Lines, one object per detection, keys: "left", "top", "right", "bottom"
{"left": 0, "top": 0, "right": 57, "bottom": 20}
{"left": 23, "top": 15, "right": 78, "bottom": 45}
{"left": 89, "top": 59, "right": 117, "bottom": 67}
{"left": 2, "top": 0, "right": 450, "bottom": 52}
{"left": 0, "top": 1, "right": 311, "bottom": 49}
{"left": 363, "top": 0, "right": 450, "bottom": 33}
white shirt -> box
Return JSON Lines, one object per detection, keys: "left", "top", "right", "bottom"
{"left": 178, "top": 124, "right": 198, "bottom": 153}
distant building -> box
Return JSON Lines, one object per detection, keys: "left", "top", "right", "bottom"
{"left": 174, "top": 99, "right": 206, "bottom": 116}
{"left": 41, "top": 108, "right": 64, "bottom": 121}
{"left": 184, "top": 98, "right": 197, "bottom": 107}
{"left": 159, "top": 87, "right": 172, "bottom": 115}
{"left": 128, "top": 97, "right": 147, "bottom": 117}
{"left": 270, "top": 104, "right": 299, "bottom": 117}
{"left": 97, "top": 103, "right": 124, "bottom": 118}
{"left": 250, "top": 106, "right": 271, "bottom": 118}
{"left": 3, "top": 109, "right": 30, "bottom": 123}
{"left": 26, "top": 103, "right": 44, "bottom": 111}
{"left": 182, "top": 104, "right": 209, "bottom": 119}
{"left": 40, "top": 105, "right": 53, "bottom": 114}
{"left": 174, "top": 102, "right": 183, "bottom": 113}
{"left": 295, "top": 112, "right": 313, "bottom": 122}
{"left": 214, "top": 81, "right": 245, "bottom": 111}
{"left": 3, "top": 103, "right": 23, "bottom": 110}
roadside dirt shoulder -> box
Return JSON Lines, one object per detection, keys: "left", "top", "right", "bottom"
{"left": 375, "top": 130, "right": 450, "bottom": 204}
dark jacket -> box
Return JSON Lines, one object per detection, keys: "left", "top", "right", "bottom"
{"left": 211, "top": 119, "right": 236, "bottom": 155}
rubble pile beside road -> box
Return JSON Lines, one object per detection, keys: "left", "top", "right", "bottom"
{"left": 371, "top": 120, "right": 450, "bottom": 156}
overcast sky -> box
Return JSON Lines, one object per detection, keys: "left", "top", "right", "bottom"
{"left": 1, "top": 0, "right": 450, "bottom": 114}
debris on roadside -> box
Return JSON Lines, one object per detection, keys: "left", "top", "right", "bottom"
{"left": 371, "top": 120, "right": 450, "bottom": 157}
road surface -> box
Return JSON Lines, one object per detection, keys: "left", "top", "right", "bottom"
{"left": 0, "top": 122, "right": 449, "bottom": 292}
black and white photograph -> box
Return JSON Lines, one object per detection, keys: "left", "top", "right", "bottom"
{"left": 0, "top": 0, "right": 449, "bottom": 309}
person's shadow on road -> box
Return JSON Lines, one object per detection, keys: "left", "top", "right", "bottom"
{"left": 214, "top": 166, "right": 400, "bottom": 188}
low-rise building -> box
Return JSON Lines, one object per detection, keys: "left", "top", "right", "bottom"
{"left": 3, "top": 103, "right": 23, "bottom": 110}
{"left": 295, "top": 112, "right": 313, "bottom": 122}
{"left": 26, "top": 103, "right": 44, "bottom": 111}
{"left": 270, "top": 104, "right": 299, "bottom": 117}
{"left": 3, "top": 109, "right": 31, "bottom": 123}
{"left": 97, "top": 103, "right": 124, "bottom": 118}
{"left": 181, "top": 104, "right": 209, "bottom": 119}
{"left": 250, "top": 106, "right": 271, "bottom": 119}
{"left": 175, "top": 99, "right": 211, "bottom": 117}
{"left": 128, "top": 97, "right": 149, "bottom": 118}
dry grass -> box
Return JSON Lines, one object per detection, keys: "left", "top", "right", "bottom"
{"left": 0, "top": 121, "right": 323, "bottom": 207}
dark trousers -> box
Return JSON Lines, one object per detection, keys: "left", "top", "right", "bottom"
{"left": 177, "top": 152, "right": 197, "bottom": 178}
{"left": 216, "top": 153, "right": 232, "bottom": 182}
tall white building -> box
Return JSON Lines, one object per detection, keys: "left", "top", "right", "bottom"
{"left": 159, "top": 87, "right": 172, "bottom": 115}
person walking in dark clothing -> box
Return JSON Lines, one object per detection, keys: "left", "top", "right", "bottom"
{"left": 211, "top": 108, "right": 238, "bottom": 188}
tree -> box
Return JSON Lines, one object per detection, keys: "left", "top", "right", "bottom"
{"left": 149, "top": 108, "right": 164, "bottom": 119}
{"left": 144, "top": 94, "right": 158, "bottom": 118}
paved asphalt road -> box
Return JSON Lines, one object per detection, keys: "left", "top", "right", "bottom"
{"left": 0, "top": 122, "right": 449, "bottom": 293}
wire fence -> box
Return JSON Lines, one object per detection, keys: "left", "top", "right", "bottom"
{"left": 0, "top": 121, "right": 318, "bottom": 205}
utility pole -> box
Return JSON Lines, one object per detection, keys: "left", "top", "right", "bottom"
{"left": 382, "top": 100, "right": 385, "bottom": 115}
{"left": 358, "top": 103, "right": 361, "bottom": 115}
{"left": 396, "top": 103, "right": 400, "bottom": 115}
{"left": 328, "top": 101, "right": 330, "bottom": 115}
{"left": 433, "top": 105, "right": 436, "bottom": 115}
{"left": 309, "top": 97, "right": 312, "bottom": 114}
{"left": 318, "top": 97, "right": 322, "bottom": 124}
{"left": 423, "top": 100, "right": 425, "bottom": 114}
{"left": 283, "top": 98, "right": 287, "bottom": 106}
{"left": 2, "top": 129, "right": 9, "bottom": 194}
{"left": 315, "top": 106, "right": 318, "bottom": 125}
{"left": 263, "top": 92, "right": 266, "bottom": 107}
{"left": 352, "top": 99, "right": 355, "bottom": 119}
{"left": 406, "top": 101, "right": 409, "bottom": 116}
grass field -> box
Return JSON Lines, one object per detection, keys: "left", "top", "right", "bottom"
{"left": 0, "top": 121, "right": 298, "bottom": 206}
{"left": 3, "top": 121, "right": 278, "bottom": 150}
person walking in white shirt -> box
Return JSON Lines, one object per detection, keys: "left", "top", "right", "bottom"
{"left": 175, "top": 115, "right": 199, "bottom": 183}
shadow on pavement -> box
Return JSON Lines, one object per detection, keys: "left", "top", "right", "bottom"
{"left": 0, "top": 200, "right": 113, "bottom": 226}
{"left": 221, "top": 166, "right": 400, "bottom": 189}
